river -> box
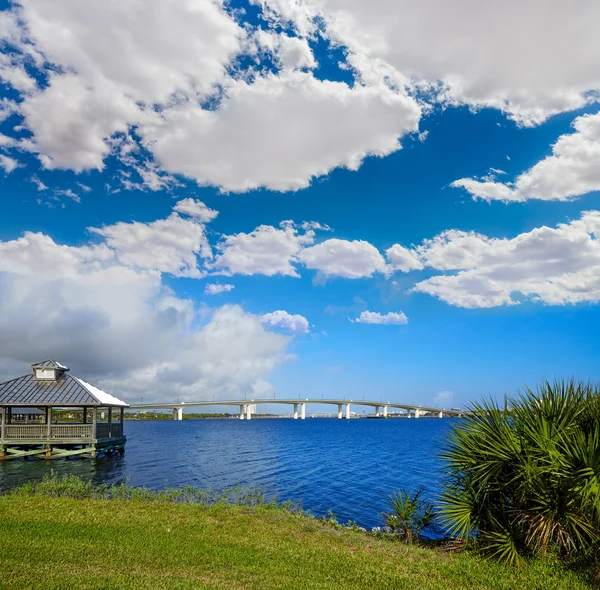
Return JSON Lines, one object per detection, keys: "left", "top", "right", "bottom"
{"left": 0, "top": 417, "right": 455, "bottom": 529}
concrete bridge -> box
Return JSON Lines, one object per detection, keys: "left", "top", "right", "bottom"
{"left": 128, "top": 399, "right": 463, "bottom": 421}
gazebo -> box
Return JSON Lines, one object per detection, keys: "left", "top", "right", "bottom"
{"left": 0, "top": 360, "right": 129, "bottom": 460}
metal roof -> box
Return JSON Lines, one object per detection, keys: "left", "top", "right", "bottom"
{"left": 31, "top": 360, "right": 70, "bottom": 371}
{"left": 11, "top": 407, "right": 44, "bottom": 415}
{"left": 0, "top": 372, "right": 128, "bottom": 407}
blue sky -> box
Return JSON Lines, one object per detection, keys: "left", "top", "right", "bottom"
{"left": 1, "top": 0, "right": 600, "bottom": 409}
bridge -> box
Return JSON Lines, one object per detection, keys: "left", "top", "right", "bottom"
{"left": 128, "top": 399, "right": 463, "bottom": 421}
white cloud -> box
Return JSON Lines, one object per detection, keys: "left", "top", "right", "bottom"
{"left": 173, "top": 198, "right": 219, "bottom": 223}
{"left": 18, "top": 0, "right": 242, "bottom": 103}
{"left": 261, "top": 310, "right": 310, "bottom": 334}
{"left": 298, "top": 238, "right": 387, "bottom": 279}
{"left": 54, "top": 189, "right": 81, "bottom": 203}
{"left": 452, "top": 112, "right": 600, "bottom": 202}
{"left": 3, "top": 1, "right": 423, "bottom": 192}
{"left": 0, "top": 230, "right": 292, "bottom": 402}
{"left": 30, "top": 175, "right": 48, "bottom": 191}
{"left": 7, "top": 0, "right": 243, "bottom": 171}
{"left": 143, "top": 72, "right": 420, "bottom": 192}
{"left": 396, "top": 210, "right": 600, "bottom": 308}
{"left": 205, "top": 283, "right": 235, "bottom": 295}
{"left": 352, "top": 310, "right": 408, "bottom": 325}
{"left": 21, "top": 74, "right": 145, "bottom": 172}
{"left": 386, "top": 244, "right": 424, "bottom": 272}
{"left": 89, "top": 210, "right": 212, "bottom": 278}
{"left": 256, "top": 30, "right": 316, "bottom": 70}
{"left": 0, "top": 154, "right": 19, "bottom": 174}
{"left": 98, "top": 305, "right": 292, "bottom": 401}
{"left": 211, "top": 221, "right": 316, "bottom": 277}
{"left": 260, "top": 0, "right": 600, "bottom": 125}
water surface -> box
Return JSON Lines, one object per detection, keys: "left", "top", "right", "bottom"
{"left": 0, "top": 418, "right": 455, "bottom": 528}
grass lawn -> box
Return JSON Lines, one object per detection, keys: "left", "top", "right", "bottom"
{"left": 0, "top": 494, "right": 590, "bottom": 590}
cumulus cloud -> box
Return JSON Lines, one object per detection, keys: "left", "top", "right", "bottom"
{"left": 173, "top": 198, "right": 218, "bottom": 223}
{"left": 89, "top": 204, "right": 215, "bottom": 278}
{"left": 261, "top": 0, "right": 600, "bottom": 125}
{"left": 351, "top": 310, "right": 408, "bottom": 324}
{"left": 260, "top": 310, "right": 310, "bottom": 334}
{"left": 256, "top": 30, "right": 316, "bottom": 70}
{"left": 386, "top": 244, "right": 424, "bottom": 272}
{"left": 1, "top": 1, "right": 422, "bottom": 193}
{"left": 0, "top": 228, "right": 292, "bottom": 402}
{"left": 388, "top": 211, "right": 600, "bottom": 308}
{"left": 205, "top": 283, "right": 235, "bottom": 295}
{"left": 10, "top": 0, "right": 242, "bottom": 172}
{"left": 452, "top": 112, "right": 600, "bottom": 202}
{"left": 20, "top": 73, "right": 145, "bottom": 172}
{"left": 298, "top": 238, "right": 387, "bottom": 279}
{"left": 143, "top": 72, "right": 420, "bottom": 192}
{"left": 211, "top": 221, "right": 317, "bottom": 277}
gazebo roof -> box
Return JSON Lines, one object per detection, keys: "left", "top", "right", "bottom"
{"left": 30, "top": 360, "right": 70, "bottom": 371}
{"left": 0, "top": 371, "right": 128, "bottom": 407}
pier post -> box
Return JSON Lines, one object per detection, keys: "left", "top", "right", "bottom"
{"left": 345, "top": 404, "right": 351, "bottom": 420}
{"left": 172, "top": 408, "right": 178, "bottom": 420}
{"left": 0, "top": 406, "right": 4, "bottom": 442}
{"left": 300, "top": 403, "right": 306, "bottom": 420}
{"left": 337, "top": 404, "right": 343, "bottom": 419}
{"left": 246, "top": 404, "right": 252, "bottom": 420}
{"left": 293, "top": 403, "right": 299, "bottom": 420}
{"left": 375, "top": 405, "right": 380, "bottom": 417}
{"left": 414, "top": 408, "right": 420, "bottom": 419}
{"left": 240, "top": 404, "right": 246, "bottom": 420}
{"left": 383, "top": 406, "right": 388, "bottom": 418}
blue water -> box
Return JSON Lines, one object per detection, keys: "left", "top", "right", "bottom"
{"left": 0, "top": 418, "right": 455, "bottom": 529}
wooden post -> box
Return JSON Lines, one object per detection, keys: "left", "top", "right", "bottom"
{"left": 108, "top": 407, "right": 112, "bottom": 438}
{"left": 92, "top": 407, "right": 97, "bottom": 439}
{"left": 1, "top": 406, "right": 5, "bottom": 442}
{"left": 47, "top": 407, "right": 52, "bottom": 439}
{"left": 83, "top": 407, "right": 87, "bottom": 424}
{"left": 120, "top": 407, "right": 124, "bottom": 437}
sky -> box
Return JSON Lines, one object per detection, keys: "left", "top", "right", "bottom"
{"left": 1, "top": 0, "right": 600, "bottom": 410}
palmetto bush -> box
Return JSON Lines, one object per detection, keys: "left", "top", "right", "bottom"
{"left": 440, "top": 379, "right": 600, "bottom": 566}
{"left": 384, "top": 487, "right": 436, "bottom": 543}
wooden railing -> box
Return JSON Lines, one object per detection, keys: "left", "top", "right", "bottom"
{"left": 50, "top": 425, "right": 93, "bottom": 439}
{"left": 3, "top": 424, "right": 94, "bottom": 440}
{"left": 1, "top": 422, "right": 124, "bottom": 440}
{"left": 4, "top": 425, "right": 46, "bottom": 439}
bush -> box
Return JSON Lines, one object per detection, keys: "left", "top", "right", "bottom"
{"left": 384, "top": 487, "right": 436, "bottom": 543}
{"left": 440, "top": 379, "right": 600, "bottom": 566}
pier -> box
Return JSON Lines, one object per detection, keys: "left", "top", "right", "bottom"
{"left": 0, "top": 360, "right": 128, "bottom": 460}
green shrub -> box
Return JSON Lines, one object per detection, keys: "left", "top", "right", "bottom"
{"left": 384, "top": 487, "right": 436, "bottom": 543}
{"left": 440, "top": 379, "right": 600, "bottom": 566}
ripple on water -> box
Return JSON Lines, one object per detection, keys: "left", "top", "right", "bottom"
{"left": 0, "top": 418, "right": 455, "bottom": 528}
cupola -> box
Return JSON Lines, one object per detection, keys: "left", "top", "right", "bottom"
{"left": 31, "top": 360, "right": 69, "bottom": 381}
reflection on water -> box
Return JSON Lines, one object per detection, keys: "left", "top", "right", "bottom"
{"left": 0, "top": 418, "right": 454, "bottom": 528}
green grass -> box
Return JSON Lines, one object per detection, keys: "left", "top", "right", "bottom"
{"left": 0, "top": 482, "right": 591, "bottom": 590}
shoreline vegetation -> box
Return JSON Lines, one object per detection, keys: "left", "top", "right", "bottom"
{"left": 0, "top": 473, "right": 591, "bottom": 590}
